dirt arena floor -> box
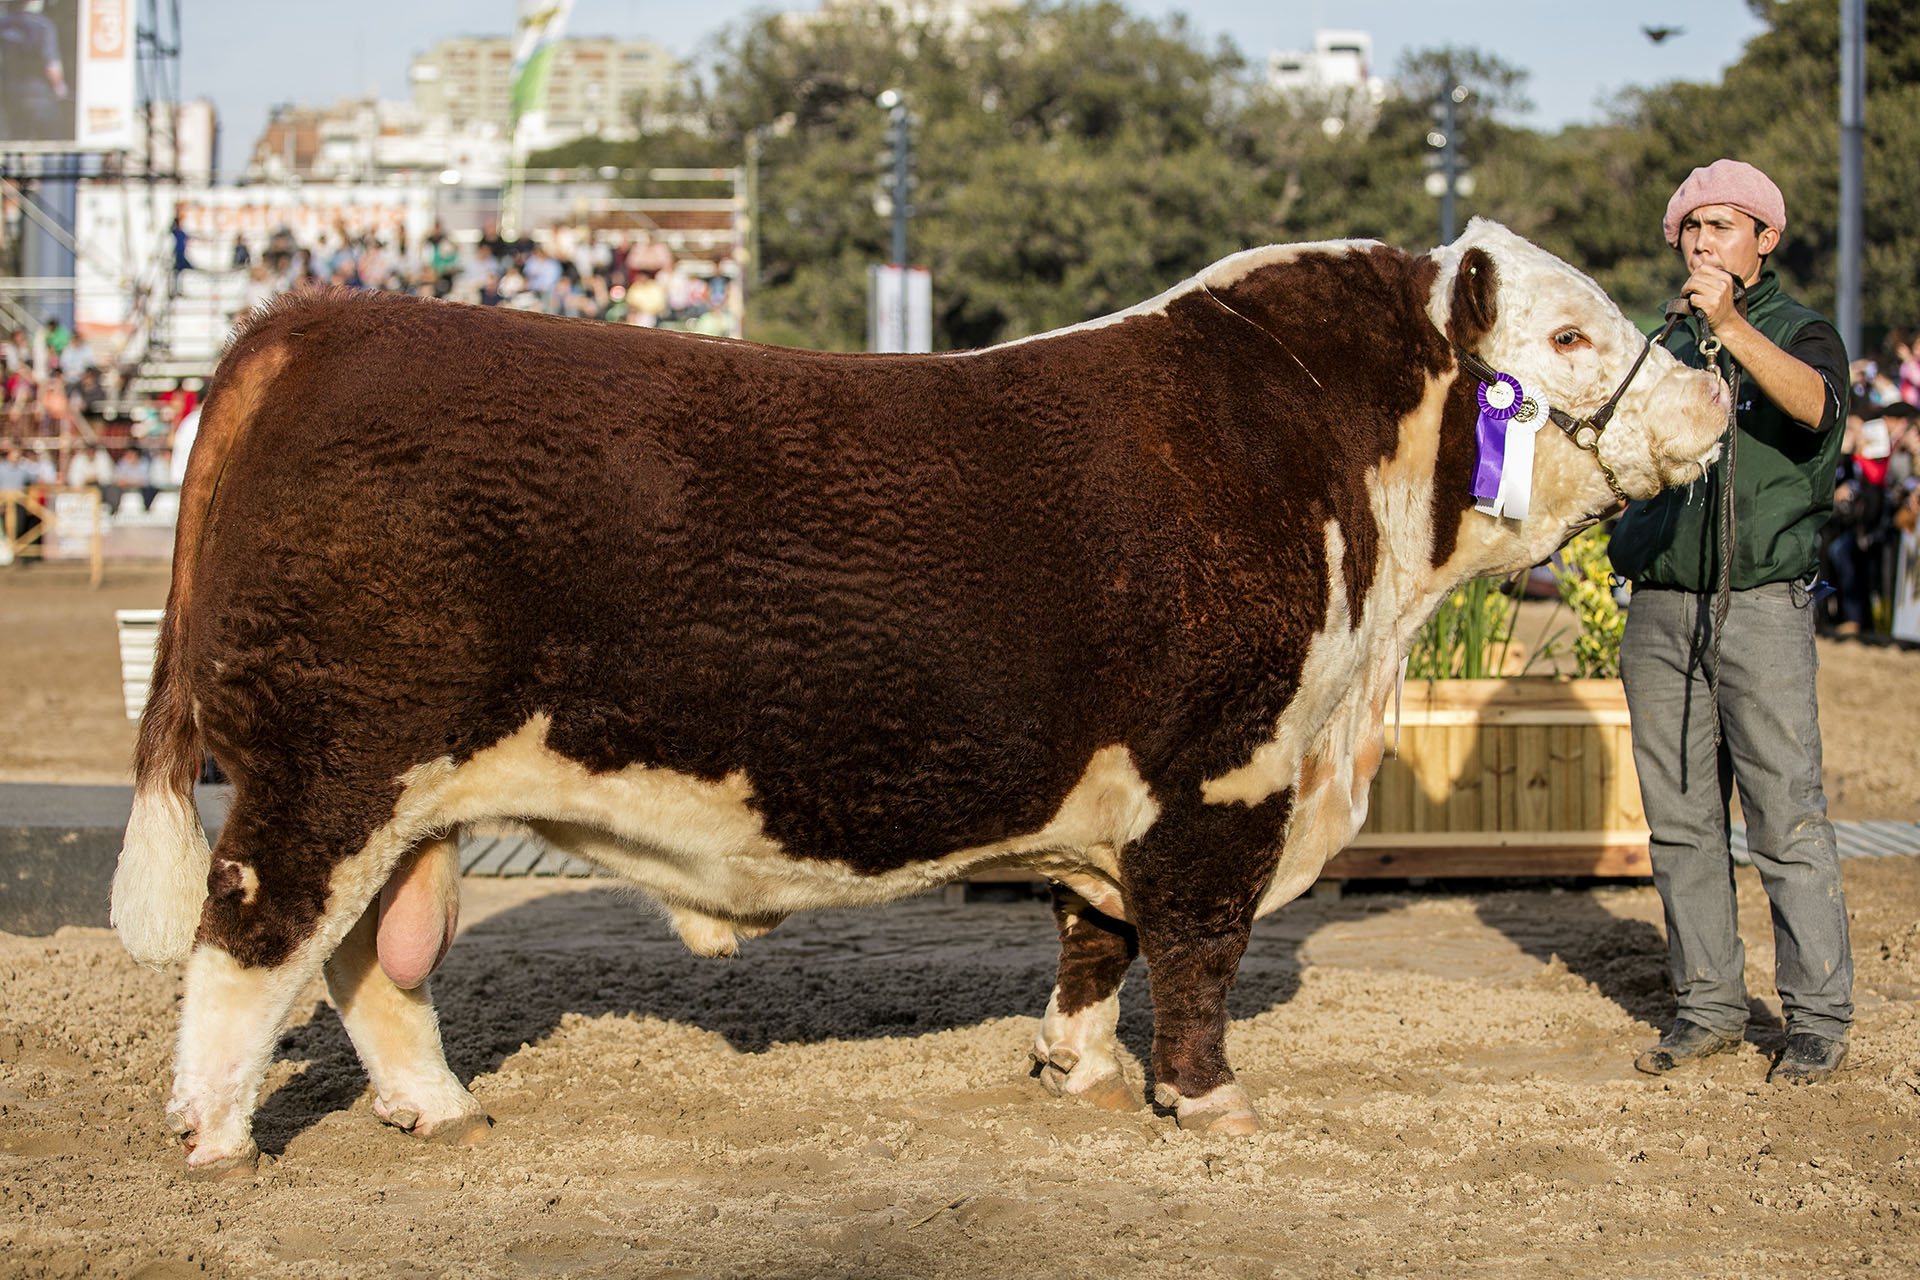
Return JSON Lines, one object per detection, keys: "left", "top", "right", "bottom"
{"left": 3, "top": 563, "right": 1918, "bottom": 1278}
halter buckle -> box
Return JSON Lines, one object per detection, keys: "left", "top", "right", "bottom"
{"left": 1572, "top": 422, "right": 1601, "bottom": 452}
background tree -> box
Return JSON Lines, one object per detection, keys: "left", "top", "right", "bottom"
{"left": 550, "top": 0, "right": 1918, "bottom": 354}
{"left": 1574, "top": 0, "right": 1920, "bottom": 335}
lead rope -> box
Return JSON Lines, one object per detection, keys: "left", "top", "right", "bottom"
{"left": 1706, "top": 359, "right": 1740, "bottom": 752}
{"left": 1690, "top": 288, "right": 1743, "bottom": 755}
{"left": 1393, "top": 654, "right": 1407, "bottom": 757}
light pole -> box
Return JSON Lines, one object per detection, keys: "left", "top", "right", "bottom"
{"left": 745, "top": 127, "right": 764, "bottom": 295}
{"left": 1837, "top": 0, "right": 1863, "bottom": 357}
{"left": 1426, "top": 79, "right": 1470, "bottom": 245}
{"left": 878, "top": 88, "right": 909, "bottom": 353}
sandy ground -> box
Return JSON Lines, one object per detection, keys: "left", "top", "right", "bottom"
{"left": 3, "top": 562, "right": 1919, "bottom": 1278}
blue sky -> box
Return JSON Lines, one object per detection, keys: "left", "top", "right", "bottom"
{"left": 182, "top": 1, "right": 1770, "bottom": 178}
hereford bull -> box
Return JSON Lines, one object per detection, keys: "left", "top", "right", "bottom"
{"left": 113, "top": 218, "right": 1727, "bottom": 1174}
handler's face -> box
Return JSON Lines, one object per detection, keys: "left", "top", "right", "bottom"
{"left": 1678, "top": 203, "right": 1779, "bottom": 286}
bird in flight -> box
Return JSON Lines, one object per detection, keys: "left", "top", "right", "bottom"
{"left": 1642, "top": 25, "right": 1685, "bottom": 44}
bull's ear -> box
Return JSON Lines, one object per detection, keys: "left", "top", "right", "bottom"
{"left": 1446, "top": 247, "right": 1498, "bottom": 349}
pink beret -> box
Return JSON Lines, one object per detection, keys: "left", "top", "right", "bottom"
{"left": 1663, "top": 159, "right": 1787, "bottom": 248}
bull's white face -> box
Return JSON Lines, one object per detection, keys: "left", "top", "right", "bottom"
{"left": 1437, "top": 219, "right": 1727, "bottom": 504}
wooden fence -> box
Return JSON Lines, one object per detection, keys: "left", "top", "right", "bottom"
{"left": 2, "top": 486, "right": 104, "bottom": 585}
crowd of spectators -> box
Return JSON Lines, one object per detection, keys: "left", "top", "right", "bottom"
{"left": 4, "top": 218, "right": 736, "bottom": 560}
{"left": 1, "top": 317, "right": 188, "bottom": 561}
{"left": 237, "top": 220, "right": 740, "bottom": 335}
{"left": 1823, "top": 336, "right": 1920, "bottom": 637}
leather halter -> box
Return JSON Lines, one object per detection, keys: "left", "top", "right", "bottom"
{"left": 1450, "top": 310, "right": 1687, "bottom": 505}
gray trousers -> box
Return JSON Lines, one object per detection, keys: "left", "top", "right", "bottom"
{"left": 1620, "top": 582, "right": 1853, "bottom": 1041}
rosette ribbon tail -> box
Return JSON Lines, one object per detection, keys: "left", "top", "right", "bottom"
{"left": 1472, "top": 409, "right": 1509, "bottom": 502}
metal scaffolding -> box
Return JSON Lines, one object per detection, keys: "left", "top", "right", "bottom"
{"left": 1, "top": 0, "right": 183, "bottom": 336}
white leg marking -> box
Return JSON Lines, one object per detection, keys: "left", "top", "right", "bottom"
{"left": 169, "top": 945, "right": 319, "bottom": 1173}
{"left": 1032, "top": 987, "right": 1138, "bottom": 1110}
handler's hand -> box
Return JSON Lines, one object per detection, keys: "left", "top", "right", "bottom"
{"left": 1683, "top": 268, "right": 1744, "bottom": 331}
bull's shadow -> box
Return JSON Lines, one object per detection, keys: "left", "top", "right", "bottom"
{"left": 428, "top": 884, "right": 1416, "bottom": 1081}
{"left": 1470, "top": 885, "right": 1675, "bottom": 1027}
{"left": 251, "top": 880, "right": 1381, "bottom": 1154}
{"left": 250, "top": 862, "right": 1679, "bottom": 1156}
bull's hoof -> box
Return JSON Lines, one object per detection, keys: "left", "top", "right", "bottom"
{"left": 1183, "top": 1106, "right": 1260, "bottom": 1137}
{"left": 184, "top": 1142, "right": 260, "bottom": 1181}
{"left": 1068, "top": 1071, "right": 1140, "bottom": 1112}
{"left": 1030, "top": 1045, "right": 1077, "bottom": 1094}
{"left": 376, "top": 1093, "right": 492, "bottom": 1145}
{"left": 417, "top": 1111, "right": 492, "bottom": 1146}
{"left": 1156, "top": 1082, "right": 1262, "bottom": 1137}
{"left": 380, "top": 1106, "right": 492, "bottom": 1146}
{"left": 383, "top": 1108, "right": 421, "bottom": 1132}
{"left": 1030, "top": 1047, "right": 1140, "bottom": 1112}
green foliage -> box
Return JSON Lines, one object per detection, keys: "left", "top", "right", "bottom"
{"left": 530, "top": 127, "right": 736, "bottom": 198}
{"left": 1548, "top": 527, "right": 1627, "bottom": 679}
{"left": 1407, "top": 576, "right": 1522, "bottom": 680}
{"left": 700, "top": 2, "right": 1260, "bottom": 349}
{"left": 1406, "top": 532, "right": 1625, "bottom": 682}
{"left": 574, "top": 0, "right": 1920, "bottom": 351}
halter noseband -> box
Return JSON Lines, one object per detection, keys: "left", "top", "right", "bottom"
{"left": 1450, "top": 311, "right": 1684, "bottom": 505}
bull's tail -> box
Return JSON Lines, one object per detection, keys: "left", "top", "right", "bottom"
{"left": 111, "top": 617, "right": 212, "bottom": 968}
{"left": 110, "top": 319, "right": 286, "bottom": 969}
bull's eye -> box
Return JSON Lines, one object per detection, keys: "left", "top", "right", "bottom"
{"left": 1552, "top": 327, "right": 1591, "bottom": 350}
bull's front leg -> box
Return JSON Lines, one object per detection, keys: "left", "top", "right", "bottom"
{"left": 1031, "top": 882, "right": 1140, "bottom": 1111}
{"left": 1123, "top": 797, "right": 1285, "bottom": 1137}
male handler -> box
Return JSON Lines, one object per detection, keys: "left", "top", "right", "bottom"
{"left": 1610, "top": 159, "right": 1853, "bottom": 1085}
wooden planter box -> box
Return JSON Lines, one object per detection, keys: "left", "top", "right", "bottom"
{"left": 1323, "top": 677, "right": 1650, "bottom": 880}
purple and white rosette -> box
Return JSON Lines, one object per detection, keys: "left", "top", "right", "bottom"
{"left": 1471, "top": 374, "right": 1521, "bottom": 500}
{"left": 1471, "top": 374, "right": 1548, "bottom": 520}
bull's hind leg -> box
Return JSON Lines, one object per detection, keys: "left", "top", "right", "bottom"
{"left": 1032, "top": 883, "right": 1140, "bottom": 1111}
{"left": 1125, "top": 801, "right": 1284, "bottom": 1137}
{"left": 324, "top": 836, "right": 489, "bottom": 1145}
{"left": 169, "top": 941, "right": 329, "bottom": 1176}
{"left": 168, "top": 792, "right": 436, "bottom": 1174}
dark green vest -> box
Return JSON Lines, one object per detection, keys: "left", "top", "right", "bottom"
{"left": 1609, "top": 270, "right": 1846, "bottom": 592}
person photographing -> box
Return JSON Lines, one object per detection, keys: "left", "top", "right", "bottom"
{"left": 1610, "top": 159, "right": 1853, "bottom": 1085}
